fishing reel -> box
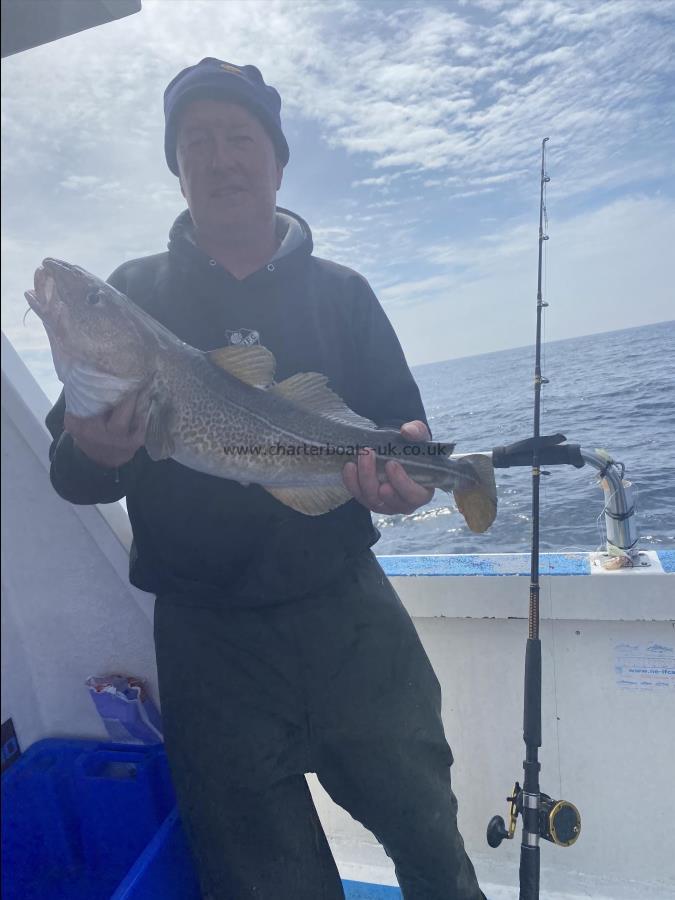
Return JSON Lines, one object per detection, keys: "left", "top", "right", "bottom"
{"left": 487, "top": 782, "right": 581, "bottom": 848}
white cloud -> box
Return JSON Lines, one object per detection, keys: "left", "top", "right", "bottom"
{"left": 1, "top": 0, "right": 674, "bottom": 389}
{"left": 3, "top": 1, "right": 673, "bottom": 194}
{"left": 60, "top": 175, "right": 102, "bottom": 190}
{"left": 7, "top": 0, "right": 671, "bottom": 190}
{"left": 379, "top": 193, "right": 675, "bottom": 365}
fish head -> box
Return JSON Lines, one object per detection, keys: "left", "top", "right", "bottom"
{"left": 25, "top": 258, "right": 157, "bottom": 381}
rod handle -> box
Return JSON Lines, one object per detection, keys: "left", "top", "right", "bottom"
{"left": 493, "top": 434, "right": 585, "bottom": 469}
{"left": 519, "top": 844, "right": 540, "bottom": 900}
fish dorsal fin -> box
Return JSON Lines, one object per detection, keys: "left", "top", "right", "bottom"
{"left": 270, "top": 373, "right": 377, "bottom": 429}
{"left": 264, "top": 484, "right": 352, "bottom": 516}
{"left": 206, "top": 346, "right": 276, "bottom": 387}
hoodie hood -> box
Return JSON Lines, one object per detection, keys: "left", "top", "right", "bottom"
{"left": 271, "top": 211, "right": 307, "bottom": 261}
{"left": 167, "top": 206, "right": 313, "bottom": 276}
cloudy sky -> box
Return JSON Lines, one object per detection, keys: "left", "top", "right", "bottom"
{"left": 2, "top": 0, "right": 674, "bottom": 399}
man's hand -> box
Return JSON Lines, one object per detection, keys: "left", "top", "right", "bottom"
{"left": 342, "top": 420, "right": 435, "bottom": 515}
{"left": 64, "top": 388, "right": 150, "bottom": 469}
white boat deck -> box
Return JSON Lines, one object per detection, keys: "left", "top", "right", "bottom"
{"left": 2, "top": 332, "right": 674, "bottom": 900}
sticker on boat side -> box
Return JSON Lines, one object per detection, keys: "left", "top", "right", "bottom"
{"left": 614, "top": 642, "right": 675, "bottom": 691}
{"left": 1, "top": 718, "right": 21, "bottom": 773}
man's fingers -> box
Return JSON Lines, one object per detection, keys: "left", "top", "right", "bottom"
{"left": 356, "top": 448, "right": 382, "bottom": 509}
{"left": 63, "top": 411, "right": 81, "bottom": 436}
{"left": 64, "top": 411, "right": 102, "bottom": 443}
{"left": 343, "top": 451, "right": 434, "bottom": 516}
{"left": 65, "top": 392, "right": 147, "bottom": 452}
{"left": 343, "top": 454, "right": 386, "bottom": 512}
{"left": 376, "top": 482, "right": 415, "bottom": 515}
{"left": 400, "top": 420, "right": 430, "bottom": 442}
{"left": 107, "top": 391, "right": 142, "bottom": 433}
{"left": 384, "top": 460, "right": 434, "bottom": 508}
{"left": 342, "top": 461, "right": 362, "bottom": 500}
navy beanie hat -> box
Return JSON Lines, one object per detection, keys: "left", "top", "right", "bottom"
{"left": 164, "top": 58, "right": 290, "bottom": 175}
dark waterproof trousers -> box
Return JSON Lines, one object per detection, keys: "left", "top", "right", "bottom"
{"left": 153, "top": 551, "right": 483, "bottom": 900}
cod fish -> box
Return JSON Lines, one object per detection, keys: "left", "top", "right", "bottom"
{"left": 26, "top": 259, "right": 497, "bottom": 532}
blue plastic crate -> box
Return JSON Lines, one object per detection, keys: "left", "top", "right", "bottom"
{"left": 112, "top": 808, "right": 402, "bottom": 899}
{"left": 3, "top": 738, "right": 403, "bottom": 899}
{"left": 112, "top": 807, "right": 201, "bottom": 899}
{"left": 2, "top": 738, "right": 173, "bottom": 900}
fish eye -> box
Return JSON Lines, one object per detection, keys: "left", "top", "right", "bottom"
{"left": 86, "top": 290, "right": 102, "bottom": 305}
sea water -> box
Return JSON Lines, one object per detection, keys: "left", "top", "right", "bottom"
{"left": 374, "top": 320, "right": 675, "bottom": 555}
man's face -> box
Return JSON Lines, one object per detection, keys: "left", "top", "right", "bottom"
{"left": 176, "top": 98, "right": 283, "bottom": 236}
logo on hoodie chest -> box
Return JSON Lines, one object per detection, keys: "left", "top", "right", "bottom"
{"left": 224, "top": 328, "right": 260, "bottom": 347}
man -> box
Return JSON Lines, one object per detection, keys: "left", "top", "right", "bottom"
{"left": 46, "top": 59, "right": 484, "bottom": 899}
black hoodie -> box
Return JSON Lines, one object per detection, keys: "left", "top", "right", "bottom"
{"left": 46, "top": 208, "right": 428, "bottom": 606}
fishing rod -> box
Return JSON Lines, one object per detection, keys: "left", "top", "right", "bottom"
{"left": 485, "top": 138, "right": 582, "bottom": 899}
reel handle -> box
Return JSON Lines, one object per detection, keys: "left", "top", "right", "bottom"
{"left": 486, "top": 815, "right": 510, "bottom": 848}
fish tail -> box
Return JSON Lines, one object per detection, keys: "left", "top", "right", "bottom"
{"left": 449, "top": 453, "right": 497, "bottom": 534}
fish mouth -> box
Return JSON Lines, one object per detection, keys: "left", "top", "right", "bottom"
{"left": 24, "top": 258, "right": 73, "bottom": 323}
{"left": 24, "top": 288, "right": 42, "bottom": 315}
{"left": 25, "top": 260, "right": 79, "bottom": 379}
{"left": 25, "top": 266, "right": 55, "bottom": 319}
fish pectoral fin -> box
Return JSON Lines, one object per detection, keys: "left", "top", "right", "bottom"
{"left": 145, "top": 397, "right": 175, "bottom": 461}
{"left": 264, "top": 484, "right": 352, "bottom": 516}
{"left": 452, "top": 453, "right": 497, "bottom": 534}
{"left": 206, "top": 345, "right": 276, "bottom": 387}
{"left": 271, "top": 373, "right": 377, "bottom": 429}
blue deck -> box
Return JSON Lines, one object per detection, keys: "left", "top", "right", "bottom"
{"left": 658, "top": 549, "right": 675, "bottom": 573}
{"left": 343, "top": 882, "right": 401, "bottom": 898}
{"left": 378, "top": 549, "right": 674, "bottom": 577}
{"left": 378, "top": 551, "right": 590, "bottom": 576}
